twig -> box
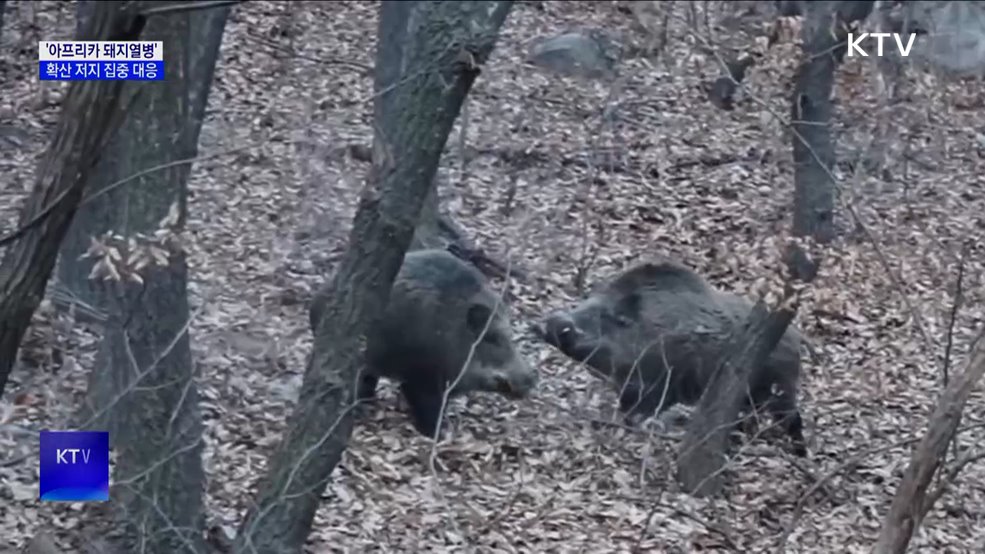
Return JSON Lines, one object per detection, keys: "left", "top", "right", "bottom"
{"left": 777, "top": 420, "right": 985, "bottom": 550}
{"left": 941, "top": 241, "right": 969, "bottom": 389}
{"left": 776, "top": 434, "right": 923, "bottom": 550}
{"left": 244, "top": 28, "right": 373, "bottom": 74}
{"left": 474, "top": 454, "right": 527, "bottom": 535}
{"left": 942, "top": 241, "right": 969, "bottom": 465}
{"left": 622, "top": 493, "right": 739, "bottom": 551}
{"left": 0, "top": 144, "right": 257, "bottom": 248}
{"left": 920, "top": 449, "right": 985, "bottom": 522}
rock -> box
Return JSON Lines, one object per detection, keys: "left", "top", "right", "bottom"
{"left": 527, "top": 29, "right": 621, "bottom": 80}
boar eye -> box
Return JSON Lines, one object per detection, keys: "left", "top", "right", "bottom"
{"left": 603, "top": 311, "right": 632, "bottom": 328}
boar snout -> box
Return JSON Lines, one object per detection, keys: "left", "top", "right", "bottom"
{"left": 543, "top": 312, "right": 578, "bottom": 352}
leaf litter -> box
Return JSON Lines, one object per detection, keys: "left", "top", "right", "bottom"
{"left": 1, "top": 1, "right": 984, "bottom": 552}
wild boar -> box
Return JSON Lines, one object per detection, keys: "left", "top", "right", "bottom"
{"left": 310, "top": 249, "right": 537, "bottom": 437}
{"left": 539, "top": 259, "right": 807, "bottom": 456}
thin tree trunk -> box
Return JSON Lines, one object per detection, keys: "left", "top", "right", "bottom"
{"left": 790, "top": 1, "right": 861, "bottom": 245}
{"left": 676, "top": 298, "right": 798, "bottom": 496}
{"left": 0, "top": 1, "right": 144, "bottom": 399}
{"left": 872, "top": 331, "right": 985, "bottom": 554}
{"left": 233, "top": 2, "right": 513, "bottom": 551}
{"left": 74, "top": 2, "right": 229, "bottom": 551}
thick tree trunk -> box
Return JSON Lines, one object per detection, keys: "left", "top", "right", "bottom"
{"left": 75, "top": 3, "right": 229, "bottom": 551}
{"left": 57, "top": 1, "right": 227, "bottom": 315}
{"left": 0, "top": 1, "right": 144, "bottom": 399}
{"left": 89, "top": 250, "right": 207, "bottom": 553}
{"left": 409, "top": 185, "right": 445, "bottom": 250}
{"left": 872, "top": 331, "right": 985, "bottom": 554}
{"left": 0, "top": 0, "right": 6, "bottom": 44}
{"left": 676, "top": 298, "right": 798, "bottom": 496}
{"left": 233, "top": 2, "right": 513, "bottom": 552}
{"left": 77, "top": 0, "right": 95, "bottom": 38}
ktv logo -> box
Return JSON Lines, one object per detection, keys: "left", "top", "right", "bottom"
{"left": 39, "top": 431, "right": 110, "bottom": 502}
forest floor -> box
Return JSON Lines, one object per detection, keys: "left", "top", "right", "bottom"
{"left": 2, "top": 1, "right": 985, "bottom": 552}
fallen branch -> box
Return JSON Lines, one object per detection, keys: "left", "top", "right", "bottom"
{"left": 872, "top": 329, "right": 985, "bottom": 554}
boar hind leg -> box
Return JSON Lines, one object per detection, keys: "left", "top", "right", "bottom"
{"left": 762, "top": 394, "right": 807, "bottom": 457}
{"left": 357, "top": 372, "right": 381, "bottom": 401}
{"left": 618, "top": 383, "right": 646, "bottom": 423}
{"left": 619, "top": 374, "right": 675, "bottom": 426}
{"left": 618, "top": 386, "right": 660, "bottom": 425}
{"left": 400, "top": 382, "right": 445, "bottom": 438}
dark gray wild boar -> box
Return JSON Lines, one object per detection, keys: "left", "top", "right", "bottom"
{"left": 539, "top": 259, "right": 808, "bottom": 456}
{"left": 309, "top": 249, "right": 537, "bottom": 437}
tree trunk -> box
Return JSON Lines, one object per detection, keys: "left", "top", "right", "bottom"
{"left": 790, "top": 1, "right": 854, "bottom": 244}
{"left": 233, "top": 2, "right": 514, "bottom": 552}
{"left": 89, "top": 250, "right": 207, "bottom": 553}
{"left": 0, "top": 1, "right": 144, "bottom": 399}
{"left": 55, "top": 0, "right": 228, "bottom": 317}
{"left": 872, "top": 0, "right": 908, "bottom": 101}
{"left": 676, "top": 298, "right": 798, "bottom": 496}
{"left": 872, "top": 330, "right": 985, "bottom": 554}
{"left": 74, "top": 2, "right": 229, "bottom": 551}
{"left": 392, "top": 0, "right": 517, "bottom": 284}
{"left": 0, "top": 0, "right": 6, "bottom": 45}
{"left": 77, "top": 0, "right": 95, "bottom": 38}
{"left": 409, "top": 184, "right": 445, "bottom": 250}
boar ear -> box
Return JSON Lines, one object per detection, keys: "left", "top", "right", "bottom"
{"left": 466, "top": 303, "right": 495, "bottom": 334}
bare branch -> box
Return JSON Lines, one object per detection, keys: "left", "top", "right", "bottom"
{"left": 873, "top": 329, "right": 985, "bottom": 554}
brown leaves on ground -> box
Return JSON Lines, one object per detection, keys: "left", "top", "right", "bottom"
{"left": 1, "top": 1, "right": 984, "bottom": 552}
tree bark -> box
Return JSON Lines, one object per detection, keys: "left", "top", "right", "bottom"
{"left": 74, "top": 3, "right": 229, "bottom": 552}
{"left": 676, "top": 298, "right": 797, "bottom": 497}
{"left": 233, "top": 2, "right": 514, "bottom": 552}
{"left": 872, "top": 331, "right": 985, "bottom": 554}
{"left": 55, "top": 0, "right": 228, "bottom": 316}
{"left": 0, "top": 0, "right": 6, "bottom": 45}
{"left": 0, "top": 1, "right": 144, "bottom": 399}
{"left": 90, "top": 250, "right": 207, "bottom": 553}
{"left": 387, "top": 1, "right": 517, "bottom": 284}
{"left": 77, "top": 0, "right": 95, "bottom": 38}
{"left": 790, "top": 1, "right": 860, "bottom": 244}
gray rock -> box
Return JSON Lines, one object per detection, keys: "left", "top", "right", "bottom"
{"left": 527, "top": 29, "right": 621, "bottom": 80}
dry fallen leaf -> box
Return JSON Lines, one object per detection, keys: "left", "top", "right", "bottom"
{"left": 0, "top": 1, "right": 983, "bottom": 552}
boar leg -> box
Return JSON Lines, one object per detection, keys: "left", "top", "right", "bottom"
{"left": 754, "top": 392, "right": 806, "bottom": 457}
{"left": 356, "top": 372, "right": 381, "bottom": 400}
{"left": 773, "top": 404, "right": 806, "bottom": 457}
{"left": 619, "top": 385, "right": 663, "bottom": 425}
{"left": 619, "top": 372, "right": 677, "bottom": 425}
{"left": 400, "top": 381, "right": 445, "bottom": 437}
